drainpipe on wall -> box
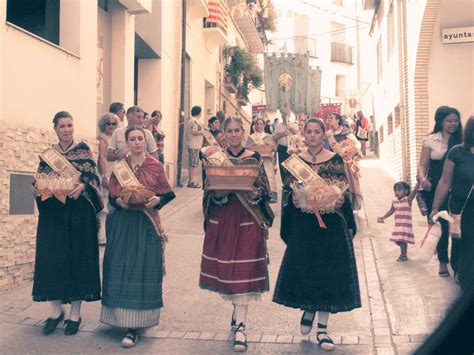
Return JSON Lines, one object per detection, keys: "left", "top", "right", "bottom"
{"left": 397, "top": 0, "right": 409, "bottom": 181}
{"left": 176, "top": 0, "right": 187, "bottom": 187}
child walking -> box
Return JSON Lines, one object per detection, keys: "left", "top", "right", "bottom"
{"left": 378, "top": 181, "right": 418, "bottom": 261}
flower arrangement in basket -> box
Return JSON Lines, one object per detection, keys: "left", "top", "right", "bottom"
{"left": 201, "top": 146, "right": 260, "bottom": 191}
{"left": 34, "top": 172, "right": 79, "bottom": 203}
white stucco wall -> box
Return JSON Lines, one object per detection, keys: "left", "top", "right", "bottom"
{"left": 428, "top": 0, "right": 474, "bottom": 125}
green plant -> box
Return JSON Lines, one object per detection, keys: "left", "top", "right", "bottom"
{"left": 223, "top": 45, "right": 263, "bottom": 100}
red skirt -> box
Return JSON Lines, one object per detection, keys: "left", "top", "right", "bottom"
{"left": 200, "top": 195, "right": 269, "bottom": 295}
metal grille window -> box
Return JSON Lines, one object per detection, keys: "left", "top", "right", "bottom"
{"left": 387, "top": 113, "right": 394, "bottom": 135}
{"left": 9, "top": 174, "right": 35, "bottom": 215}
{"left": 394, "top": 104, "right": 400, "bottom": 128}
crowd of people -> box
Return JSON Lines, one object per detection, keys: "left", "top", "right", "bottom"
{"left": 30, "top": 103, "right": 473, "bottom": 352}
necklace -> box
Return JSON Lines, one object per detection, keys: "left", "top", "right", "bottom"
{"left": 227, "top": 147, "right": 245, "bottom": 158}
{"left": 131, "top": 155, "right": 145, "bottom": 172}
{"left": 308, "top": 146, "right": 324, "bottom": 163}
{"left": 58, "top": 140, "right": 74, "bottom": 152}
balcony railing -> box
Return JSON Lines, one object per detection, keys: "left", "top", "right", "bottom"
{"left": 331, "top": 42, "right": 353, "bottom": 65}
{"left": 203, "top": 18, "right": 228, "bottom": 34}
{"left": 294, "top": 37, "right": 317, "bottom": 58}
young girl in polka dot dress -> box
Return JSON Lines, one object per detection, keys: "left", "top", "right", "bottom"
{"left": 378, "top": 182, "right": 418, "bottom": 261}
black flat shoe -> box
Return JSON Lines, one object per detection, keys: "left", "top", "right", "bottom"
{"left": 300, "top": 311, "right": 316, "bottom": 335}
{"left": 64, "top": 318, "right": 81, "bottom": 335}
{"left": 42, "top": 312, "right": 64, "bottom": 335}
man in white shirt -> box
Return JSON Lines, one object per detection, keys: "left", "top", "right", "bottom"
{"left": 185, "top": 106, "right": 204, "bottom": 188}
{"left": 106, "top": 105, "right": 158, "bottom": 162}
{"left": 272, "top": 112, "right": 299, "bottom": 182}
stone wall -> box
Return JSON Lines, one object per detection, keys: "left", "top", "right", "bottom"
{"left": 0, "top": 121, "right": 97, "bottom": 291}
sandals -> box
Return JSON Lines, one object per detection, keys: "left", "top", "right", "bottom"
{"left": 42, "top": 312, "right": 64, "bottom": 335}
{"left": 397, "top": 255, "right": 408, "bottom": 262}
{"left": 64, "top": 318, "right": 81, "bottom": 336}
{"left": 317, "top": 324, "right": 335, "bottom": 351}
{"left": 187, "top": 182, "right": 201, "bottom": 188}
{"left": 233, "top": 322, "right": 247, "bottom": 352}
{"left": 300, "top": 311, "right": 316, "bottom": 335}
{"left": 121, "top": 329, "right": 139, "bottom": 348}
{"left": 317, "top": 332, "right": 335, "bottom": 351}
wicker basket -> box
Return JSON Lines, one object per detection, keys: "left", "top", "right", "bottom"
{"left": 204, "top": 164, "right": 259, "bottom": 191}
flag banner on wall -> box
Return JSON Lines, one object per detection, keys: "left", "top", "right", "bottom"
{"left": 208, "top": 0, "right": 229, "bottom": 32}
{"left": 314, "top": 103, "right": 342, "bottom": 123}
{"left": 306, "top": 67, "right": 322, "bottom": 115}
{"left": 264, "top": 53, "right": 310, "bottom": 114}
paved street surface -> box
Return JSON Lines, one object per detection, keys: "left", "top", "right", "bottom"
{"left": 0, "top": 158, "right": 460, "bottom": 354}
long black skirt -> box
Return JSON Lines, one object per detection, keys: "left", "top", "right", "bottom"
{"left": 273, "top": 202, "right": 361, "bottom": 313}
{"left": 32, "top": 196, "right": 101, "bottom": 302}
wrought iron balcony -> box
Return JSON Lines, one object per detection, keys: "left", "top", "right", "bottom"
{"left": 331, "top": 42, "right": 353, "bottom": 65}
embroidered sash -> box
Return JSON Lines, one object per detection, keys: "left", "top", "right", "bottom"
{"left": 111, "top": 160, "right": 169, "bottom": 273}
{"left": 202, "top": 129, "right": 220, "bottom": 146}
{"left": 36, "top": 147, "right": 81, "bottom": 203}
{"left": 326, "top": 131, "right": 360, "bottom": 174}
{"left": 282, "top": 154, "right": 348, "bottom": 229}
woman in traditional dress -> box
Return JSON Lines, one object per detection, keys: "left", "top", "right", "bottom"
{"left": 287, "top": 119, "right": 306, "bottom": 155}
{"left": 200, "top": 117, "right": 274, "bottom": 352}
{"left": 97, "top": 113, "right": 119, "bottom": 245}
{"left": 273, "top": 118, "right": 361, "bottom": 351}
{"left": 101, "top": 126, "right": 175, "bottom": 348}
{"left": 325, "top": 112, "right": 363, "bottom": 210}
{"left": 247, "top": 117, "right": 278, "bottom": 203}
{"left": 33, "top": 111, "right": 103, "bottom": 336}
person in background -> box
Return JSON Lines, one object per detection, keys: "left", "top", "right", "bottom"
{"left": 106, "top": 106, "right": 158, "bottom": 162}
{"left": 109, "top": 102, "right": 126, "bottom": 128}
{"left": 97, "top": 113, "right": 119, "bottom": 245}
{"left": 264, "top": 119, "right": 273, "bottom": 134}
{"left": 325, "top": 112, "right": 363, "bottom": 210}
{"left": 431, "top": 116, "right": 474, "bottom": 290}
{"left": 378, "top": 181, "right": 418, "bottom": 261}
{"left": 287, "top": 119, "right": 306, "bottom": 155}
{"left": 247, "top": 117, "right": 278, "bottom": 203}
{"left": 149, "top": 110, "right": 166, "bottom": 163}
{"left": 207, "top": 116, "right": 226, "bottom": 148}
{"left": 354, "top": 111, "right": 369, "bottom": 156}
{"left": 271, "top": 118, "right": 280, "bottom": 132}
{"left": 417, "top": 106, "right": 463, "bottom": 278}
{"left": 185, "top": 106, "right": 204, "bottom": 188}
{"left": 155, "top": 133, "right": 165, "bottom": 164}
{"left": 369, "top": 116, "right": 375, "bottom": 151}
{"left": 273, "top": 113, "right": 299, "bottom": 182}
{"left": 33, "top": 111, "right": 102, "bottom": 336}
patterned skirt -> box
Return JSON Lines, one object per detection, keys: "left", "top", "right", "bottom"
{"left": 101, "top": 209, "right": 163, "bottom": 328}
{"left": 200, "top": 196, "right": 269, "bottom": 295}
